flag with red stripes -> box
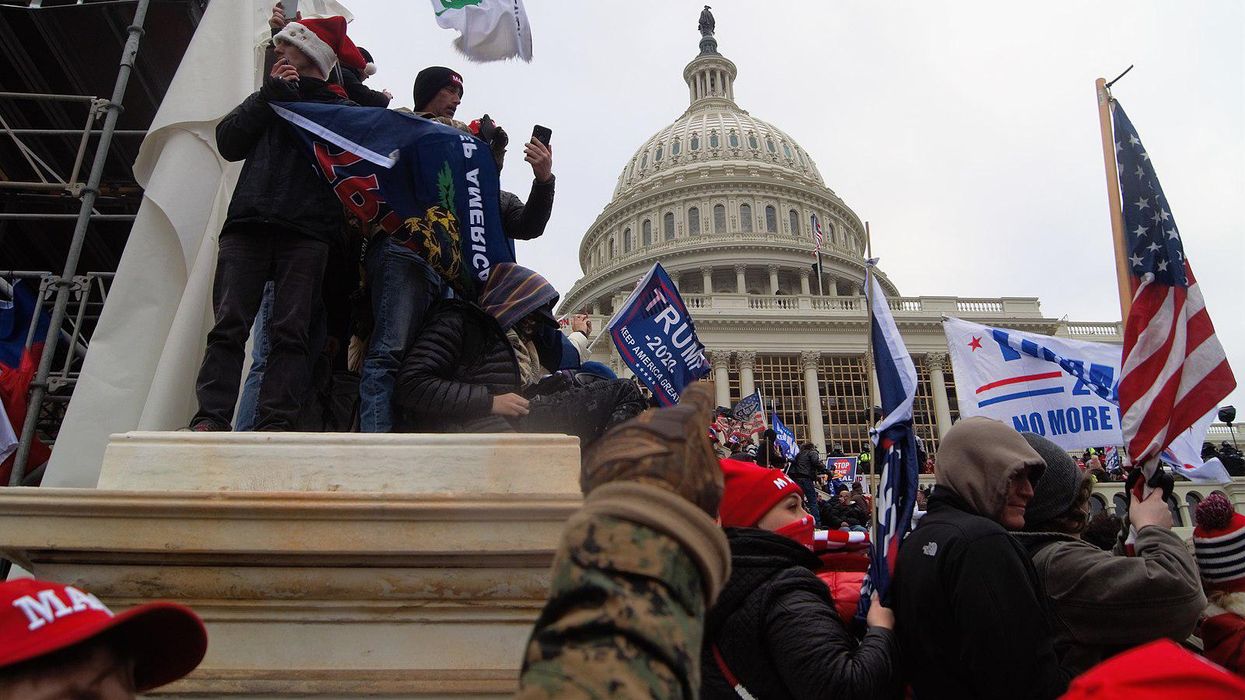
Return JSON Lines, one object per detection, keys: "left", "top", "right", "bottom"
{"left": 1112, "top": 100, "right": 1236, "bottom": 471}
{"left": 811, "top": 213, "right": 824, "bottom": 253}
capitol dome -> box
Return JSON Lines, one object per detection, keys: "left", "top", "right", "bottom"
{"left": 559, "top": 23, "right": 897, "bottom": 319}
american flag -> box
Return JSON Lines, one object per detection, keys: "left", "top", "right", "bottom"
{"left": 811, "top": 213, "right": 824, "bottom": 253}
{"left": 1113, "top": 101, "right": 1236, "bottom": 472}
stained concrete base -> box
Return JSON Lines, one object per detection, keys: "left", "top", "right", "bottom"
{"left": 1, "top": 431, "right": 583, "bottom": 698}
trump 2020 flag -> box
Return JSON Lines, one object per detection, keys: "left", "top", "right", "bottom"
{"left": 271, "top": 103, "right": 513, "bottom": 298}
{"left": 606, "top": 263, "right": 709, "bottom": 406}
{"left": 431, "top": 0, "right": 532, "bottom": 62}
{"left": 858, "top": 265, "right": 919, "bottom": 614}
{"left": 771, "top": 411, "right": 799, "bottom": 460}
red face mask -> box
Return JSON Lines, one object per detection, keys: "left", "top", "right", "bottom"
{"left": 774, "top": 515, "right": 816, "bottom": 550}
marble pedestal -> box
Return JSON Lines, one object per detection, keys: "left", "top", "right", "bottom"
{"left": 0, "top": 432, "right": 583, "bottom": 698}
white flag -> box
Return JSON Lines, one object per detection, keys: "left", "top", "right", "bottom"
{"left": 430, "top": 0, "right": 533, "bottom": 63}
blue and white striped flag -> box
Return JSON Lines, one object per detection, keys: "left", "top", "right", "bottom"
{"left": 858, "top": 264, "right": 920, "bottom": 616}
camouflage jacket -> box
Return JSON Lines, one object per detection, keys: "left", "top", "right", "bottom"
{"left": 516, "top": 485, "right": 728, "bottom": 700}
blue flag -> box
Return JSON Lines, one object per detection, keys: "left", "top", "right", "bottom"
{"left": 606, "top": 263, "right": 709, "bottom": 406}
{"left": 858, "top": 267, "right": 920, "bottom": 617}
{"left": 271, "top": 102, "right": 513, "bottom": 298}
{"left": 770, "top": 411, "right": 799, "bottom": 460}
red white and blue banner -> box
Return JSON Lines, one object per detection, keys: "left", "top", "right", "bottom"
{"left": 859, "top": 267, "right": 920, "bottom": 613}
{"left": 829, "top": 455, "right": 859, "bottom": 482}
{"left": 271, "top": 102, "right": 514, "bottom": 298}
{"left": 945, "top": 316, "right": 1228, "bottom": 483}
{"left": 606, "top": 263, "right": 709, "bottom": 406}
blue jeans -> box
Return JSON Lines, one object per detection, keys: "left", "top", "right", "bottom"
{"left": 359, "top": 238, "right": 444, "bottom": 432}
{"left": 795, "top": 477, "right": 823, "bottom": 527}
{"left": 236, "top": 281, "right": 328, "bottom": 431}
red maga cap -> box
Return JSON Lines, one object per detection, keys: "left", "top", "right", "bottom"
{"left": 0, "top": 579, "right": 207, "bottom": 691}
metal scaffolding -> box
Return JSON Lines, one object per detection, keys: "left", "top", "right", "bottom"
{"left": 5, "top": 0, "right": 151, "bottom": 486}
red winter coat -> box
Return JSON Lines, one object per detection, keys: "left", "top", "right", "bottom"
{"left": 1202, "top": 593, "right": 1245, "bottom": 677}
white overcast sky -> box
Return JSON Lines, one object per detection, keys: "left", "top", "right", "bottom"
{"left": 343, "top": 1, "right": 1244, "bottom": 412}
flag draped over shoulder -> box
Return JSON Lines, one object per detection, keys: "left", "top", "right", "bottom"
{"left": 605, "top": 263, "right": 709, "bottom": 406}
{"left": 430, "top": 0, "right": 533, "bottom": 62}
{"left": 859, "top": 267, "right": 920, "bottom": 613}
{"left": 1112, "top": 101, "right": 1236, "bottom": 472}
{"left": 271, "top": 103, "right": 513, "bottom": 299}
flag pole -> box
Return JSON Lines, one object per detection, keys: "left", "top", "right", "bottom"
{"left": 816, "top": 250, "right": 825, "bottom": 296}
{"left": 1096, "top": 77, "right": 1135, "bottom": 321}
{"left": 864, "top": 221, "right": 880, "bottom": 548}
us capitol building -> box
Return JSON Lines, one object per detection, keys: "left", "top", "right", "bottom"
{"left": 558, "top": 14, "right": 1123, "bottom": 455}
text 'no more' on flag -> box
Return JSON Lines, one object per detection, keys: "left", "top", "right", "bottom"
{"left": 606, "top": 263, "right": 709, "bottom": 406}
{"left": 272, "top": 102, "right": 514, "bottom": 299}
{"left": 1111, "top": 99, "right": 1235, "bottom": 471}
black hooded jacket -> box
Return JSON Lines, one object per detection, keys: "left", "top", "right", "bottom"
{"left": 215, "top": 76, "right": 354, "bottom": 244}
{"left": 700, "top": 528, "right": 897, "bottom": 700}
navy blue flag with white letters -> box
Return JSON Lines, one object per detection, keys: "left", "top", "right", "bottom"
{"left": 858, "top": 268, "right": 920, "bottom": 619}
{"left": 771, "top": 411, "right": 800, "bottom": 460}
{"left": 271, "top": 102, "right": 513, "bottom": 298}
{"left": 606, "top": 263, "right": 709, "bottom": 406}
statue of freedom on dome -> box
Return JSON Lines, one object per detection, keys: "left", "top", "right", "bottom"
{"left": 698, "top": 6, "right": 715, "bottom": 37}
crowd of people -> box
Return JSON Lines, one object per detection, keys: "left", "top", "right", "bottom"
{"left": 188, "top": 6, "right": 642, "bottom": 445}
{"left": 5, "top": 386, "right": 1245, "bottom": 698}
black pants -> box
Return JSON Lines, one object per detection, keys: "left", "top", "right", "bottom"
{"left": 520, "top": 379, "right": 646, "bottom": 446}
{"left": 193, "top": 229, "right": 329, "bottom": 431}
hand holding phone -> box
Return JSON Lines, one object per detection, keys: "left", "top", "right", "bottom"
{"left": 531, "top": 124, "right": 552, "bottom": 147}
{"left": 526, "top": 125, "right": 553, "bottom": 183}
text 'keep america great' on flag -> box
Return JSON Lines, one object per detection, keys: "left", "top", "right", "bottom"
{"left": 1111, "top": 100, "right": 1236, "bottom": 470}
{"left": 271, "top": 102, "right": 514, "bottom": 299}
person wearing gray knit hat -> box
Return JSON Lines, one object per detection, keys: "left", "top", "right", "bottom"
{"left": 1019, "top": 432, "right": 1085, "bottom": 530}
{"left": 1013, "top": 433, "right": 1205, "bottom": 674}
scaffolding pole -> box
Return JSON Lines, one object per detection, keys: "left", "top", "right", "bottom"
{"left": 8, "top": 0, "right": 151, "bottom": 488}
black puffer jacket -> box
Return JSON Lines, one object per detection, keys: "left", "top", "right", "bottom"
{"left": 215, "top": 77, "right": 352, "bottom": 244}
{"left": 700, "top": 528, "right": 898, "bottom": 700}
{"left": 499, "top": 176, "right": 555, "bottom": 240}
{"left": 395, "top": 299, "right": 521, "bottom": 432}
{"left": 790, "top": 445, "right": 823, "bottom": 479}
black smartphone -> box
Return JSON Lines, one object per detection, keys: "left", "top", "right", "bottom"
{"left": 532, "top": 124, "right": 552, "bottom": 147}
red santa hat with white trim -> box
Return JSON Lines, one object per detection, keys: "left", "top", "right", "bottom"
{"left": 273, "top": 15, "right": 368, "bottom": 78}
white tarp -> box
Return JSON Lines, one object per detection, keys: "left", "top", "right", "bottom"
{"left": 44, "top": 0, "right": 275, "bottom": 487}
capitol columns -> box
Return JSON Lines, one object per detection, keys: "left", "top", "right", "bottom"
{"left": 800, "top": 350, "right": 827, "bottom": 453}
{"left": 710, "top": 350, "right": 732, "bottom": 407}
{"left": 926, "top": 352, "right": 954, "bottom": 439}
{"left": 768, "top": 265, "right": 780, "bottom": 294}
{"left": 798, "top": 268, "right": 811, "bottom": 296}
{"left": 737, "top": 351, "right": 756, "bottom": 398}
{"left": 702, "top": 267, "right": 713, "bottom": 295}
{"left": 734, "top": 264, "right": 747, "bottom": 294}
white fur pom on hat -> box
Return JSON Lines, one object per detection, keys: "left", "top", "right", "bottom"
{"left": 273, "top": 16, "right": 348, "bottom": 77}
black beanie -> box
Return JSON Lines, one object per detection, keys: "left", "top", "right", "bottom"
{"left": 1020, "top": 432, "right": 1082, "bottom": 527}
{"left": 412, "top": 66, "right": 463, "bottom": 111}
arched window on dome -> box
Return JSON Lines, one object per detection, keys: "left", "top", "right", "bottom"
{"left": 789, "top": 209, "right": 800, "bottom": 236}
{"left": 640, "top": 152, "right": 647, "bottom": 169}
{"left": 654, "top": 144, "right": 663, "bottom": 162}
{"left": 709, "top": 131, "right": 720, "bottom": 149}
{"left": 766, "top": 137, "right": 776, "bottom": 154}
{"left": 748, "top": 133, "right": 758, "bottom": 150}
{"left": 623, "top": 227, "right": 632, "bottom": 253}
{"left": 739, "top": 204, "right": 753, "bottom": 233}
{"left": 783, "top": 143, "right": 793, "bottom": 160}
{"left": 688, "top": 207, "right": 700, "bottom": 235}
{"left": 608, "top": 235, "right": 616, "bottom": 260}
{"left": 727, "top": 131, "right": 738, "bottom": 148}
{"left": 642, "top": 220, "right": 652, "bottom": 246}
{"left": 690, "top": 133, "right": 700, "bottom": 151}
{"left": 672, "top": 139, "right": 681, "bottom": 156}
{"left": 827, "top": 222, "right": 837, "bottom": 245}
{"left": 765, "top": 205, "right": 777, "bottom": 233}
{"left": 713, "top": 204, "right": 726, "bottom": 233}
{"left": 663, "top": 212, "right": 675, "bottom": 241}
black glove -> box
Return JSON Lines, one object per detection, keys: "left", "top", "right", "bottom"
{"left": 1124, "top": 465, "right": 1174, "bottom": 500}
{"left": 261, "top": 74, "right": 299, "bottom": 101}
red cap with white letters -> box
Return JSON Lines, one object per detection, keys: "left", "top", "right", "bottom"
{"left": 0, "top": 578, "right": 207, "bottom": 691}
